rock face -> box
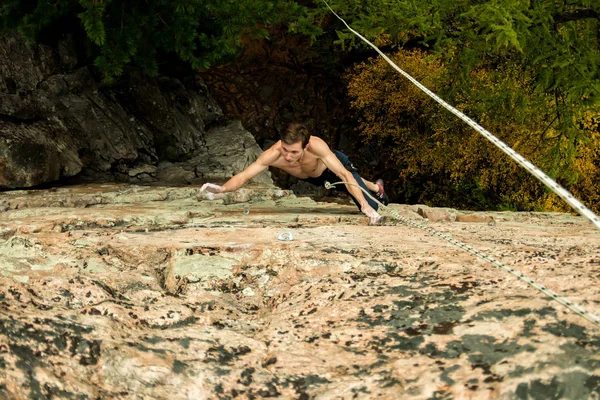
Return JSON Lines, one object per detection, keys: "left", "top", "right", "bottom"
{"left": 0, "top": 184, "right": 599, "bottom": 399}
{"left": 0, "top": 31, "right": 271, "bottom": 189}
{"left": 156, "top": 120, "right": 273, "bottom": 186}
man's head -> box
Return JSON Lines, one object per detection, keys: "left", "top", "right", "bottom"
{"left": 281, "top": 123, "right": 310, "bottom": 149}
{"left": 280, "top": 123, "right": 310, "bottom": 163}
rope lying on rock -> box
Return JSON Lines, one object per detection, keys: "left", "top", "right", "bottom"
{"left": 320, "top": 0, "right": 600, "bottom": 231}
{"left": 325, "top": 180, "right": 600, "bottom": 329}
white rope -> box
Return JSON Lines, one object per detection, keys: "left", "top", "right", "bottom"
{"left": 321, "top": 0, "right": 600, "bottom": 231}
{"left": 325, "top": 180, "right": 600, "bottom": 328}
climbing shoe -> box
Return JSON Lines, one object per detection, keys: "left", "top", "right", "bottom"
{"left": 375, "top": 179, "right": 389, "bottom": 206}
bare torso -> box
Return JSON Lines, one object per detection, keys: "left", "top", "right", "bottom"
{"left": 269, "top": 139, "right": 329, "bottom": 179}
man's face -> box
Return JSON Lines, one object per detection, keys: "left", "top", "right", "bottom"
{"left": 281, "top": 141, "right": 305, "bottom": 163}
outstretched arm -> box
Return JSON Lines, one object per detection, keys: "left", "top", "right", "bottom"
{"left": 310, "top": 138, "right": 381, "bottom": 224}
{"left": 200, "top": 146, "right": 279, "bottom": 193}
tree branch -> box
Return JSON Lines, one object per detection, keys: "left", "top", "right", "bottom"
{"left": 553, "top": 8, "right": 598, "bottom": 24}
{"left": 553, "top": 8, "right": 600, "bottom": 49}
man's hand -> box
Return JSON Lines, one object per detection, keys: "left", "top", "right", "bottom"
{"left": 200, "top": 183, "right": 223, "bottom": 194}
{"left": 362, "top": 205, "right": 382, "bottom": 225}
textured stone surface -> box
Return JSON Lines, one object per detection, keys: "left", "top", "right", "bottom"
{"left": 156, "top": 120, "right": 273, "bottom": 186}
{"left": 0, "top": 31, "right": 225, "bottom": 188}
{"left": 0, "top": 184, "right": 598, "bottom": 399}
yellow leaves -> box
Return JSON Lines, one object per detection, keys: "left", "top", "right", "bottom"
{"left": 345, "top": 49, "right": 445, "bottom": 111}
{"left": 344, "top": 46, "right": 600, "bottom": 213}
{"left": 579, "top": 109, "right": 600, "bottom": 131}
{"left": 568, "top": 123, "right": 600, "bottom": 213}
{"left": 535, "top": 194, "right": 571, "bottom": 213}
{"left": 373, "top": 32, "right": 391, "bottom": 47}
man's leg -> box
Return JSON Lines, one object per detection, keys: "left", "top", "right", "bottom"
{"left": 351, "top": 176, "right": 389, "bottom": 206}
{"left": 350, "top": 177, "right": 389, "bottom": 206}
{"left": 361, "top": 178, "right": 380, "bottom": 194}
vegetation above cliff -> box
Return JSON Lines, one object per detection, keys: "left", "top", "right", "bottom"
{"left": 1, "top": 0, "right": 308, "bottom": 82}
{"left": 330, "top": 0, "right": 600, "bottom": 212}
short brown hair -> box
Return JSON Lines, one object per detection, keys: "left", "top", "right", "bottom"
{"left": 281, "top": 123, "right": 310, "bottom": 148}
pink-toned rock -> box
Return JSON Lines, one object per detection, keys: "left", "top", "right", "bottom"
{"left": 416, "top": 206, "right": 454, "bottom": 222}
{"left": 0, "top": 226, "right": 15, "bottom": 240}
{"left": 0, "top": 184, "right": 598, "bottom": 399}
{"left": 455, "top": 213, "right": 494, "bottom": 223}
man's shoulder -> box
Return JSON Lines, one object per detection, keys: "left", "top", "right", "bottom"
{"left": 307, "top": 136, "right": 332, "bottom": 155}
{"left": 308, "top": 135, "right": 326, "bottom": 145}
{"left": 260, "top": 141, "right": 283, "bottom": 165}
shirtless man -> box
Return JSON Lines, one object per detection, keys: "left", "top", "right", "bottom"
{"left": 200, "top": 123, "right": 389, "bottom": 224}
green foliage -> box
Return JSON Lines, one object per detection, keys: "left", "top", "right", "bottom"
{"left": 1, "top": 0, "right": 307, "bottom": 83}
{"left": 320, "top": 0, "right": 600, "bottom": 212}
{"left": 316, "top": 0, "right": 600, "bottom": 103}
{"left": 346, "top": 47, "right": 600, "bottom": 213}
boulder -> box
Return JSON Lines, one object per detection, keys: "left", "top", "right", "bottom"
{"left": 0, "top": 183, "right": 598, "bottom": 399}
{"left": 203, "top": 120, "right": 272, "bottom": 185}
{"left": 155, "top": 120, "right": 274, "bottom": 186}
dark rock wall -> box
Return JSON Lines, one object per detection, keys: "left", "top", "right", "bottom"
{"left": 0, "top": 31, "right": 223, "bottom": 188}
{"left": 199, "top": 32, "right": 381, "bottom": 193}
{"left": 201, "top": 30, "right": 383, "bottom": 195}
{"left": 0, "top": 29, "right": 371, "bottom": 192}
{"left": 200, "top": 33, "right": 349, "bottom": 146}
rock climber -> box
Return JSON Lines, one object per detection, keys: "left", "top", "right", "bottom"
{"left": 200, "top": 122, "right": 389, "bottom": 225}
